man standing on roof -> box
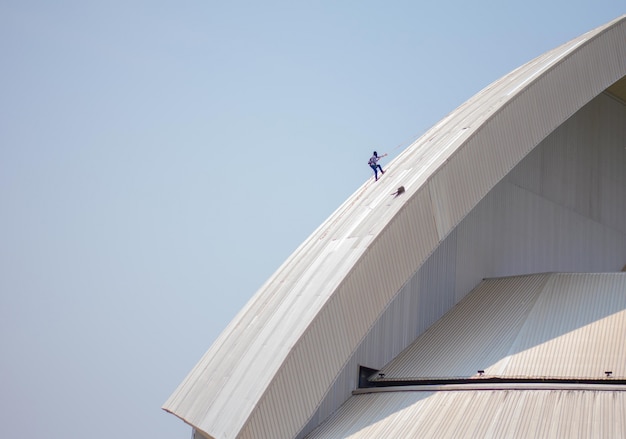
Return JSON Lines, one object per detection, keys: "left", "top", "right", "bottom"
{"left": 368, "top": 151, "right": 387, "bottom": 181}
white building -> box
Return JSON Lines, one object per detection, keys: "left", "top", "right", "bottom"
{"left": 164, "top": 15, "right": 626, "bottom": 439}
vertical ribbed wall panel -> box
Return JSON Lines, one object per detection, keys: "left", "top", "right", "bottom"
{"left": 415, "top": 231, "right": 458, "bottom": 330}
{"left": 296, "top": 212, "right": 456, "bottom": 438}
{"left": 598, "top": 93, "right": 626, "bottom": 234}
{"left": 429, "top": 19, "right": 626, "bottom": 241}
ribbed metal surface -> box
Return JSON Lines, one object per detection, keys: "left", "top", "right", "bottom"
{"left": 306, "top": 389, "right": 626, "bottom": 439}
{"left": 296, "top": 233, "right": 461, "bottom": 438}
{"left": 500, "top": 273, "right": 626, "bottom": 379}
{"left": 164, "top": 16, "right": 626, "bottom": 439}
{"left": 377, "top": 274, "right": 547, "bottom": 379}
{"left": 376, "top": 273, "right": 626, "bottom": 380}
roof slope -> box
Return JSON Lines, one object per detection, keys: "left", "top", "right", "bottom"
{"left": 308, "top": 388, "right": 626, "bottom": 439}
{"left": 376, "top": 272, "right": 626, "bottom": 381}
{"left": 164, "top": 16, "right": 626, "bottom": 439}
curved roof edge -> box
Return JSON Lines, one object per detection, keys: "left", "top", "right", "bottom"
{"left": 164, "top": 15, "right": 626, "bottom": 439}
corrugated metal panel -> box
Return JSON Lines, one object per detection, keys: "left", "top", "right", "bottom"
{"left": 375, "top": 273, "right": 626, "bottom": 380}
{"left": 428, "top": 22, "right": 626, "bottom": 239}
{"left": 454, "top": 175, "right": 626, "bottom": 279}
{"left": 597, "top": 94, "right": 626, "bottom": 234}
{"left": 500, "top": 273, "right": 626, "bottom": 379}
{"left": 164, "top": 16, "right": 626, "bottom": 439}
{"left": 377, "top": 274, "right": 550, "bottom": 379}
{"left": 607, "top": 76, "right": 626, "bottom": 101}
{"left": 295, "top": 224, "right": 462, "bottom": 439}
{"left": 307, "top": 389, "right": 626, "bottom": 439}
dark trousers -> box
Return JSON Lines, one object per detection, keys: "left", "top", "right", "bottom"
{"left": 370, "top": 164, "right": 383, "bottom": 179}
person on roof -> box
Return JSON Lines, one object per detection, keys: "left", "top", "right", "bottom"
{"left": 368, "top": 151, "right": 387, "bottom": 181}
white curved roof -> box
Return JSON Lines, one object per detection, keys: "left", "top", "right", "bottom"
{"left": 307, "top": 272, "right": 626, "bottom": 439}
{"left": 164, "top": 15, "right": 626, "bottom": 439}
{"left": 312, "top": 387, "right": 626, "bottom": 438}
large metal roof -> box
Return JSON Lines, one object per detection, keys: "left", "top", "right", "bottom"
{"left": 164, "top": 15, "right": 626, "bottom": 439}
{"left": 309, "top": 388, "right": 626, "bottom": 438}
{"left": 374, "top": 272, "right": 626, "bottom": 381}
{"left": 307, "top": 272, "right": 626, "bottom": 439}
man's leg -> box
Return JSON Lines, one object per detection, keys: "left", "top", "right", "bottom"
{"left": 371, "top": 165, "right": 378, "bottom": 180}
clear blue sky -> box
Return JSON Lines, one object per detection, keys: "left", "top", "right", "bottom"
{"left": 1, "top": 2, "right": 623, "bottom": 438}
